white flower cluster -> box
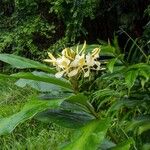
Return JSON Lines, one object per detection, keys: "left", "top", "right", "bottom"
{"left": 44, "top": 42, "right": 102, "bottom": 78}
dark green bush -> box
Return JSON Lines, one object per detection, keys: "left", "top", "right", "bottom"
{"left": 0, "top": 0, "right": 149, "bottom": 67}
{"left": 0, "top": 0, "right": 55, "bottom": 59}
{"left": 0, "top": 0, "right": 99, "bottom": 59}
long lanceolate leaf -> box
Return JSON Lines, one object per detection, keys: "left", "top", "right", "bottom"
{"left": 125, "top": 70, "right": 138, "bottom": 91}
{"left": 0, "top": 54, "right": 55, "bottom": 73}
{"left": 61, "top": 118, "right": 110, "bottom": 150}
{"left": 0, "top": 97, "right": 64, "bottom": 135}
{"left": 127, "top": 116, "right": 150, "bottom": 135}
{"left": 36, "top": 109, "right": 94, "bottom": 129}
{"left": 0, "top": 71, "right": 72, "bottom": 90}
{"left": 10, "top": 71, "right": 72, "bottom": 90}
{"left": 128, "top": 63, "right": 150, "bottom": 72}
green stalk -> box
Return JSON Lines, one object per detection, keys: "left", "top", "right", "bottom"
{"left": 70, "top": 77, "right": 79, "bottom": 94}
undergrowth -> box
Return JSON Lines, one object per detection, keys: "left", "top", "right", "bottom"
{"left": 0, "top": 79, "right": 71, "bottom": 150}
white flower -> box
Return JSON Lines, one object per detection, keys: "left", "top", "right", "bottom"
{"left": 56, "top": 56, "right": 70, "bottom": 69}
{"left": 43, "top": 52, "right": 56, "bottom": 66}
{"left": 55, "top": 70, "right": 65, "bottom": 78}
{"left": 86, "top": 53, "right": 95, "bottom": 66}
{"left": 83, "top": 48, "right": 101, "bottom": 77}
{"left": 44, "top": 42, "right": 102, "bottom": 78}
{"left": 70, "top": 54, "right": 85, "bottom": 67}
{"left": 68, "top": 69, "right": 79, "bottom": 77}
{"left": 62, "top": 48, "right": 75, "bottom": 60}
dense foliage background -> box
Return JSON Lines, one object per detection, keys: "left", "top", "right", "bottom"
{"left": 0, "top": 0, "right": 149, "bottom": 60}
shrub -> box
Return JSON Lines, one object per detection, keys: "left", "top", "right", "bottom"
{"left": 0, "top": 41, "right": 149, "bottom": 149}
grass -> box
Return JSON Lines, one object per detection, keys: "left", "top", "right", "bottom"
{"left": 0, "top": 78, "right": 71, "bottom": 150}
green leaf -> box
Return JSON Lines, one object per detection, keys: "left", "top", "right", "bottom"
{"left": 64, "top": 94, "right": 92, "bottom": 115}
{"left": 139, "top": 123, "right": 150, "bottom": 135}
{"left": 0, "top": 54, "right": 55, "bottom": 73}
{"left": 61, "top": 118, "right": 110, "bottom": 150}
{"left": 139, "top": 69, "right": 149, "bottom": 81}
{"left": 36, "top": 109, "right": 94, "bottom": 128}
{"left": 93, "top": 89, "right": 121, "bottom": 100}
{"left": 128, "top": 63, "right": 150, "bottom": 70}
{"left": 107, "top": 58, "right": 118, "bottom": 73}
{"left": 125, "top": 70, "right": 138, "bottom": 91}
{"left": 112, "top": 138, "right": 134, "bottom": 150}
{"left": 127, "top": 117, "right": 150, "bottom": 135}
{"left": 0, "top": 73, "right": 11, "bottom": 79}
{"left": 11, "top": 71, "right": 72, "bottom": 90}
{"left": 113, "top": 36, "right": 121, "bottom": 55}
{"left": 15, "top": 79, "right": 62, "bottom": 92}
{"left": 39, "top": 92, "right": 73, "bottom": 100}
{"left": 85, "top": 44, "right": 100, "bottom": 53}
{"left": 0, "top": 97, "right": 64, "bottom": 135}
{"left": 61, "top": 101, "right": 90, "bottom": 116}
{"left": 101, "top": 66, "right": 125, "bottom": 80}
{"left": 100, "top": 45, "right": 116, "bottom": 56}
{"left": 142, "top": 144, "right": 150, "bottom": 150}
{"left": 66, "top": 93, "right": 88, "bottom": 105}
{"left": 108, "top": 98, "right": 148, "bottom": 112}
{"left": 100, "top": 139, "right": 116, "bottom": 150}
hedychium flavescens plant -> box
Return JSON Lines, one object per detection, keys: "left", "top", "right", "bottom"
{"left": 0, "top": 39, "right": 149, "bottom": 149}
{"left": 44, "top": 41, "right": 104, "bottom": 93}
{"left": 0, "top": 42, "right": 111, "bottom": 150}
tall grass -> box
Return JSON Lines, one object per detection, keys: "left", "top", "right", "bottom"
{"left": 0, "top": 79, "right": 71, "bottom": 150}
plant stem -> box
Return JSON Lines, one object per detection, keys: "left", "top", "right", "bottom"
{"left": 119, "top": 126, "right": 138, "bottom": 150}
{"left": 70, "top": 77, "right": 79, "bottom": 94}
{"left": 120, "top": 28, "right": 148, "bottom": 60}
{"left": 107, "top": 129, "right": 118, "bottom": 144}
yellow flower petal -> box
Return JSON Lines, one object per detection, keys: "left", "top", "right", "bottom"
{"left": 45, "top": 52, "right": 57, "bottom": 65}
{"left": 92, "top": 48, "right": 100, "bottom": 58}
{"left": 68, "top": 49, "right": 76, "bottom": 59}
{"left": 62, "top": 48, "right": 75, "bottom": 60}
{"left": 62, "top": 48, "right": 67, "bottom": 56}
{"left": 48, "top": 52, "right": 56, "bottom": 60}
